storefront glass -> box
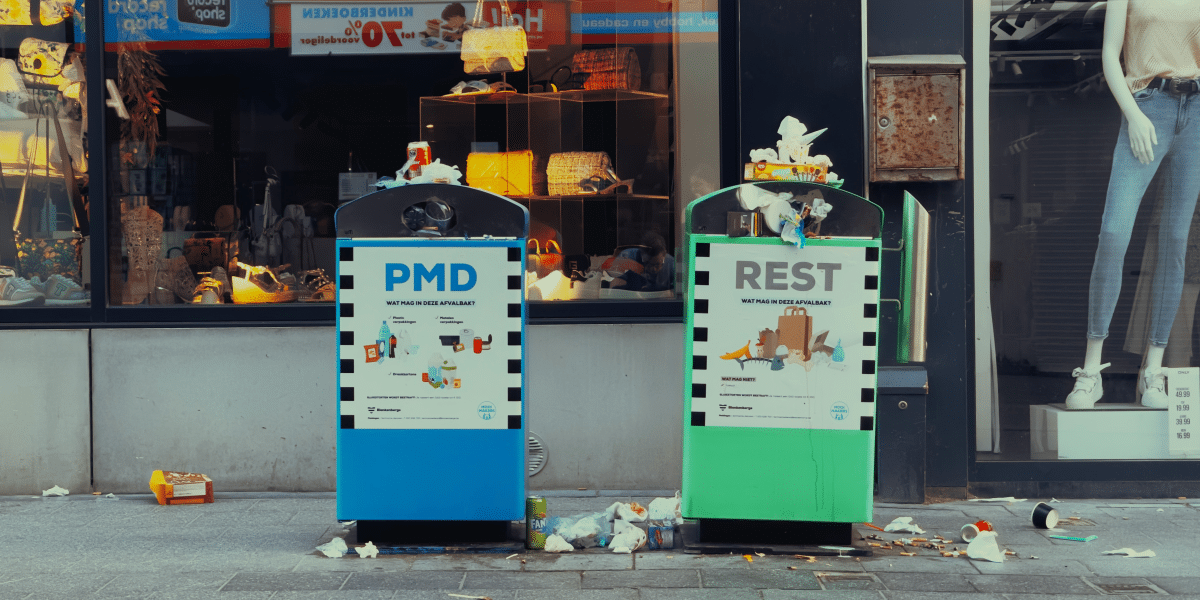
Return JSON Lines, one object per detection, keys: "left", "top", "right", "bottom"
{"left": 0, "top": 0, "right": 90, "bottom": 308}
{"left": 103, "top": 0, "right": 718, "bottom": 308}
{"left": 985, "top": 0, "right": 1200, "bottom": 461}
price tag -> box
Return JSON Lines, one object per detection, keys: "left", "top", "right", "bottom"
{"left": 1167, "top": 368, "right": 1200, "bottom": 456}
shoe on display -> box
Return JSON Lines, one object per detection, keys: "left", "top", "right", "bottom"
{"left": 192, "top": 277, "right": 225, "bottom": 304}
{"left": 1064, "top": 362, "right": 1111, "bottom": 409}
{"left": 1138, "top": 367, "right": 1169, "bottom": 409}
{"left": 0, "top": 274, "right": 46, "bottom": 306}
{"left": 31, "top": 274, "right": 89, "bottom": 306}
{"left": 231, "top": 262, "right": 298, "bottom": 304}
{"left": 297, "top": 269, "right": 336, "bottom": 302}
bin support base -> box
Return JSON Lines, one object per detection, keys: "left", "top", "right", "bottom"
{"left": 680, "top": 519, "right": 870, "bottom": 556}
{"left": 355, "top": 520, "right": 516, "bottom": 547}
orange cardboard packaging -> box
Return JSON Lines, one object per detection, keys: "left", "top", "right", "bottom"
{"left": 149, "top": 470, "right": 214, "bottom": 505}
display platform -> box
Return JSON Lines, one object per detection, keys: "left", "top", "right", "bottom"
{"left": 1030, "top": 403, "right": 1200, "bottom": 460}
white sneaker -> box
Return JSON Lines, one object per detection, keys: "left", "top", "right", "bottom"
{"left": 31, "top": 274, "right": 89, "bottom": 306}
{"left": 1065, "top": 363, "right": 1111, "bottom": 409}
{"left": 1138, "top": 367, "right": 1169, "bottom": 409}
{"left": 0, "top": 275, "right": 46, "bottom": 306}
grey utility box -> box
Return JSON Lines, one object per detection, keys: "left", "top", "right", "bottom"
{"left": 875, "top": 366, "right": 928, "bottom": 503}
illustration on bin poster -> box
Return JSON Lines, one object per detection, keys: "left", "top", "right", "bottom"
{"left": 690, "top": 243, "right": 878, "bottom": 431}
{"left": 338, "top": 243, "right": 522, "bottom": 430}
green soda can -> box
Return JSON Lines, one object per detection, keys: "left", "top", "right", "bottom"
{"left": 526, "top": 496, "right": 547, "bottom": 549}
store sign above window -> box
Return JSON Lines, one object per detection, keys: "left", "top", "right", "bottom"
{"left": 104, "top": 0, "right": 271, "bottom": 49}
{"left": 283, "top": 1, "right": 565, "bottom": 57}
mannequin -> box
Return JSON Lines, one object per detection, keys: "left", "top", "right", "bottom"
{"left": 1066, "top": 0, "right": 1200, "bottom": 409}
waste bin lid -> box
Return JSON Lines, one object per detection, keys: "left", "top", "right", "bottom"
{"left": 336, "top": 184, "right": 528, "bottom": 239}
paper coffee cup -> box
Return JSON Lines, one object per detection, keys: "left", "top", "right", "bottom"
{"left": 1031, "top": 502, "right": 1059, "bottom": 529}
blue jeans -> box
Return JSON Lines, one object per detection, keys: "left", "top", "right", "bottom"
{"left": 1089, "top": 87, "right": 1200, "bottom": 348}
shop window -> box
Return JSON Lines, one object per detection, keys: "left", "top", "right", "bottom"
{"left": 984, "top": 0, "right": 1200, "bottom": 461}
{"left": 102, "top": 0, "right": 719, "bottom": 310}
{"left": 0, "top": 0, "right": 90, "bottom": 308}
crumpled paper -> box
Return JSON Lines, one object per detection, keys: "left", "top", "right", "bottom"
{"left": 376, "top": 159, "right": 463, "bottom": 188}
{"left": 605, "top": 501, "right": 646, "bottom": 523}
{"left": 737, "top": 186, "right": 799, "bottom": 234}
{"left": 647, "top": 494, "right": 682, "bottom": 525}
{"left": 357, "top": 541, "right": 379, "bottom": 559}
{"left": 966, "top": 530, "right": 1005, "bottom": 563}
{"left": 544, "top": 534, "right": 574, "bottom": 553}
{"left": 41, "top": 485, "right": 69, "bottom": 497}
{"left": 1102, "top": 548, "right": 1156, "bottom": 558}
{"left": 883, "top": 517, "right": 925, "bottom": 534}
{"left": 316, "top": 537, "right": 349, "bottom": 558}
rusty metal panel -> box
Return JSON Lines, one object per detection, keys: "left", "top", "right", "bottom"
{"left": 871, "top": 72, "right": 963, "bottom": 181}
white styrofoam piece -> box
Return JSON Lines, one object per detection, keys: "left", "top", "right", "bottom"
{"left": 1030, "top": 403, "right": 1200, "bottom": 460}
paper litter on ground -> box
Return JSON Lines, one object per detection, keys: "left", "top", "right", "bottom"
{"left": 543, "top": 534, "right": 573, "bottom": 553}
{"left": 966, "top": 531, "right": 1005, "bottom": 563}
{"left": 1102, "top": 548, "right": 1156, "bottom": 558}
{"left": 316, "top": 537, "right": 348, "bottom": 558}
{"left": 883, "top": 517, "right": 925, "bottom": 534}
{"left": 357, "top": 541, "right": 379, "bottom": 559}
{"left": 41, "top": 485, "right": 69, "bottom": 496}
{"left": 968, "top": 497, "right": 1025, "bottom": 503}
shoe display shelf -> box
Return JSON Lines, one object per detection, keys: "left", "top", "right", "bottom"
{"left": 419, "top": 89, "right": 673, "bottom": 258}
{"left": 1030, "top": 403, "right": 1200, "bottom": 460}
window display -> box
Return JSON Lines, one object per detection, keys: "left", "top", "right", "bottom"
{"left": 0, "top": 5, "right": 89, "bottom": 307}
{"left": 985, "top": 0, "right": 1200, "bottom": 460}
{"left": 103, "top": 0, "right": 719, "bottom": 309}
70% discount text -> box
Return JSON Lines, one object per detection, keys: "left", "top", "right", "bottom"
{"left": 345, "top": 19, "right": 415, "bottom": 48}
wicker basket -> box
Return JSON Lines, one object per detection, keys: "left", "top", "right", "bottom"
{"left": 546, "top": 152, "right": 613, "bottom": 195}
{"left": 570, "top": 48, "right": 641, "bottom": 91}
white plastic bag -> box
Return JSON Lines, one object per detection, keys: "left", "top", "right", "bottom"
{"left": 544, "top": 534, "right": 574, "bottom": 553}
{"left": 610, "top": 519, "right": 647, "bottom": 553}
{"left": 966, "top": 530, "right": 1005, "bottom": 563}
{"left": 605, "top": 501, "right": 647, "bottom": 523}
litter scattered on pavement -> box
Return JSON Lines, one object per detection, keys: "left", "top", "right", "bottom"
{"left": 1103, "top": 548, "right": 1156, "bottom": 558}
{"left": 148, "top": 471, "right": 213, "bottom": 505}
{"left": 966, "top": 530, "right": 1005, "bottom": 563}
{"left": 505, "top": 553, "right": 518, "bottom": 560}
{"left": 795, "top": 555, "right": 817, "bottom": 563}
{"left": 316, "top": 537, "right": 349, "bottom": 558}
{"left": 609, "top": 519, "right": 647, "bottom": 553}
{"left": 447, "top": 594, "right": 493, "bottom": 600}
{"left": 961, "top": 520, "right": 994, "bottom": 542}
{"left": 743, "top": 554, "right": 753, "bottom": 562}
{"left": 543, "top": 534, "right": 573, "bottom": 553}
{"left": 1049, "top": 498, "right": 1063, "bottom": 503}
{"left": 862, "top": 522, "right": 885, "bottom": 531}
{"left": 41, "top": 485, "right": 69, "bottom": 496}
{"left": 1049, "top": 535, "right": 1098, "bottom": 542}
{"left": 969, "top": 497, "right": 1026, "bottom": 503}
{"left": 1031, "top": 502, "right": 1060, "bottom": 529}
{"left": 357, "top": 541, "right": 379, "bottom": 559}
{"left": 883, "top": 517, "right": 925, "bottom": 534}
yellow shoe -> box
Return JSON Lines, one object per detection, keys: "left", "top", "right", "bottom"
{"left": 231, "top": 263, "right": 299, "bottom": 304}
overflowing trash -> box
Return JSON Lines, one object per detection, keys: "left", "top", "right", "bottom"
{"left": 41, "top": 485, "right": 69, "bottom": 497}
{"left": 315, "top": 537, "right": 349, "bottom": 558}
{"left": 543, "top": 534, "right": 573, "bottom": 553}
{"left": 609, "top": 519, "right": 647, "bottom": 553}
{"left": 531, "top": 493, "right": 682, "bottom": 552}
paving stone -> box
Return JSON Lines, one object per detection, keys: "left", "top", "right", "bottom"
{"left": 93, "top": 572, "right": 230, "bottom": 597}
{"left": 343, "top": 571, "right": 466, "bottom": 590}
{"left": 268, "top": 592, "right": 398, "bottom": 600}
{"left": 815, "top": 572, "right": 883, "bottom": 591}
{"left": 964, "top": 574, "right": 1099, "bottom": 595}
{"left": 583, "top": 570, "right": 698, "bottom": 588}
{"left": 971, "top": 558, "right": 1092, "bottom": 576}
{"left": 222, "top": 572, "right": 348, "bottom": 592}
{"left": 881, "top": 592, "right": 1004, "bottom": 600}
{"left": 861, "top": 556, "right": 981, "bottom": 574}
{"left": 0, "top": 574, "right": 118, "bottom": 598}
{"left": 748, "top": 556, "right": 866, "bottom": 572}
{"left": 698, "top": 568, "right": 820, "bottom": 590}
{"left": 874, "top": 572, "right": 973, "bottom": 592}
{"left": 521, "top": 553, "right": 633, "bottom": 571}
{"left": 409, "top": 554, "right": 524, "bottom": 571}
{"left": 292, "top": 555, "right": 411, "bottom": 572}
{"left": 462, "top": 571, "right": 581, "bottom": 590}
{"left": 1081, "top": 575, "right": 1165, "bottom": 595}
{"left": 765, "top": 591, "right": 883, "bottom": 600}
{"left": 634, "top": 553, "right": 751, "bottom": 570}
{"left": 518, "top": 590, "right": 638, "bottom": 600}
{"left": 640, "top": 590, "right": 764, "bottom": 600}
{"left": 1145, "top": 576, "right": 1200, "bottom": 595}
{"left": 1078, "top": 558, "right": 1200, "bottom": 577}
{"left": 144, "top": 592, "right": 276, "bottom": 600}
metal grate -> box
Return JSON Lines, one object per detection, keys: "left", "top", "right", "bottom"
{"left": 528, "top": 432, "right": 547, "bottom": 477}
{"left": 817, "top": 573, "right": 879, "bottom": 583}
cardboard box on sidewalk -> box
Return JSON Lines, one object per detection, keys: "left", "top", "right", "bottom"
{"left": 149, "top": 470, "right": 214, "bottom": 505}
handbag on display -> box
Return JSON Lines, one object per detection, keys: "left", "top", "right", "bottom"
{"left": 460, "top": 0, "right": 527, "bottom": 74}
{"left": 466, "top": 150, "right": 539, "bottom": 196}
{"left": 526, "top": 239, "right": 562, "bottom": 279}
{"left": 546, "top": 152, "right": 632, "bottom": 195}
{"left": 570, "top": 48, "right": 642, "bottom": 91}
{"left": 17, "top": 37, "right": 70, "bottom": 88}
{"left": 183, "top": 232, "right": 229, "bottom": 273}
{"left": 10, "top": 108, "right": 86, "bottom": 283}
